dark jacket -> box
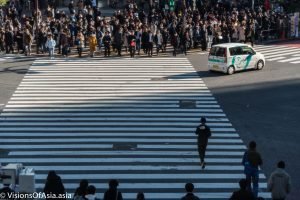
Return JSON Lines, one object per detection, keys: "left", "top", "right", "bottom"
{"left": 114, "top": 32, "right": 123, "bottom": 46}
{"left": 181, "top": 193, "right": 200, "bottom": 200}
{"left": 229, "top": 189, "right": 255, "bottom": 200}
{"left": 103, "top": 189, "right": 123, "bottom": 200}
{"left": 4, "top": 31, "right": 14, "bottom": 45}
{"left": 103, "top": 35, "right": 111, "bottom": 46}
{"left": 43, "top": 175, "right": 65, "bottom": 199}
{"left": 242, "top": 150, "right": 263, "bottom": 169}
{"left": 195, "top": 123, "right": 211, "bottom": 146}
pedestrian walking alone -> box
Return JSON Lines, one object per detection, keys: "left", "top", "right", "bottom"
{"left": 267, "top": 161, "right": 291, "bottom": 200}
{"left": 195, "top": 117, "right": 211, "bottom": 169}
{"left": 242, "top": 141, "right": 263, "bottom": 198}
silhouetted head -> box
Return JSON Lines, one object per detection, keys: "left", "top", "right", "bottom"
{"left": 278, "top": 161, "right": 285, "bottom": 169}
{"left": 239, "top": 179, "right": 247, "bottom": 190}
{"left": 109, "top": 179, "right": 119, "bottom": 189}
{"left": 249, "top": 141, "right": 256, "bottom": 150}
{"left": 79, "top": 179, "right": 89, "bottom": 189}
{"left": 136, "top": 192, "right": 145, "bottom": 200}
{"left": 185, "top": 183, "right": 194, "bottom": 193}
{"left": 86, "top": 185, "right": 96, "bottom": 195}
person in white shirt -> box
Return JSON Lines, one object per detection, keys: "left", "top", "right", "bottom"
{"left": 268, "top": 161, "right": 292, "bottom": 200}
{"left": 154, "top": 30, "right": 163, "bottom": 55}
{"left": 45, "top": 34, "right": 56, "bottom": 59}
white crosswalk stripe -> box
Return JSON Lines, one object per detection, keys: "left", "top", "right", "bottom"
{"left": 255, "top": 45, "right": 300, "bottom": 64}
{"left": 0, "top": 58, "right": 270, "bottom": 199}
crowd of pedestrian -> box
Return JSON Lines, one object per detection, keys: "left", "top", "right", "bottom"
{"left": 0, "top": 0, "right": 291, "bottom": 58}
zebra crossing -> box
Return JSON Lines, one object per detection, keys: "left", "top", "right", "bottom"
{"left": 254, "top": 44, "right": 300, "bottom": 64}
{"left": 0, "top": 58, "right": 270, "bottom": 199}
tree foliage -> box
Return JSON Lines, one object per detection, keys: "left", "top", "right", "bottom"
{"left": 0, "top": 0, "right": 8, "bottom": 7}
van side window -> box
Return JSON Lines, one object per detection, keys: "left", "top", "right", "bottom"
{"left": 230, "top": 47, "right": 242, "bottom": 56}
{"left": 215, "top": 47, "right": 226, "bottom": 57}
{"left": 209, "top": 47, "right": 217, "bottom": 56}
{"left": 242, "top": 46, "right": 255, "bottom": 55}
{"left": 210, "top": 47, "right": 226, "bottom": 57}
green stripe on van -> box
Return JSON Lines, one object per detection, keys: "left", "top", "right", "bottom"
{"left": 208, "top": 58, "right": 224, "bottom": 63}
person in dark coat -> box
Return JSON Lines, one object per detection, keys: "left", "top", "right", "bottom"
{"left": 15, "top": 28, "right": 24, "bottom": 53}
{"left": 230, "top": 179, "right": 255, "bottom": 200}
{"left": 102, "top": 31, "right": 111, "bottom": 57}
{"left": 195, "top": 117, "right": 211, "bottom": 169}
{"left": 4, "top": 28, "right": 14, "bottom": 54}
{"left": 200, "top": 25, "right": 207, "bottom": 51}
{"left": 141, "top": 28, "right": 148, "bottom": 54}
{"left": 103, "top": 179, "right": 123, "bottom": 200}
{"left": 60, "top": 29, "right": 69, "bottom": 57}
{"left": 170, "top": 32, "right": 179, "bottom": 57}
{"left": 180, "top": 183, "right": 200, "bottom": 200}
{"left": 43, "top": 171, "right": 66, "bottom": 200}
{"left": 180, "top": 30, "right": 190, "bottom": 55}
{"left": 114, "top": 29, "right": 123, "bottom": 56}
{"left": 146, "top": 30, "right": 153, "bottom": 56}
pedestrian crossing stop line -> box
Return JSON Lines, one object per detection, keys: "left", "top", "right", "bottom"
{"left": 0, "top": 57, "right": 269, "bottom": 199}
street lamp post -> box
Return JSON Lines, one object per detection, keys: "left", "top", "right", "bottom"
{"left": 35, "top": 0, "right": 39, "bottom": 54}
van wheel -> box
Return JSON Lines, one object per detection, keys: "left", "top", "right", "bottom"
{"left": 227, "top": 66, "right": 235, "bottom": 75}
{"left": 256, "top": 60, "right": 264, "bottom": 70}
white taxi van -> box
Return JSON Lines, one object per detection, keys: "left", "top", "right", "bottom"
{"left": 208, "top": 43, "right": 265, "bottom": 75}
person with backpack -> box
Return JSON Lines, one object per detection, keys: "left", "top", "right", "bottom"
{"left": 195, "top": 117, "right": 211, "bottom": 169}
{"left": 242, "top": 141, "right": 263, "bottom": 198}
{"left": 103, "top": 179, "right": 123, "bottom": 200}
{"left": 180, "top": 183, "right": 200, "bottom": 200}
{"left": 267, "top": 161, "right": 291, "bottom": 200}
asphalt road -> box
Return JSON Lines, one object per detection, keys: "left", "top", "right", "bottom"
{"left": 188, "top": 47, "right": 300, "bottom": 199}
{"left": 0, "top": 43, "right": 299, "bottom": 199}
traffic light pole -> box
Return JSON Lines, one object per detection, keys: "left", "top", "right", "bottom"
{"left": 35, "top": 0, "right": 39, "bottom": 54}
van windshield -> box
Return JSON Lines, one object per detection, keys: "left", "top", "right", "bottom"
{"left": 209, "top": 47, "right": 226, "bottom": 57}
